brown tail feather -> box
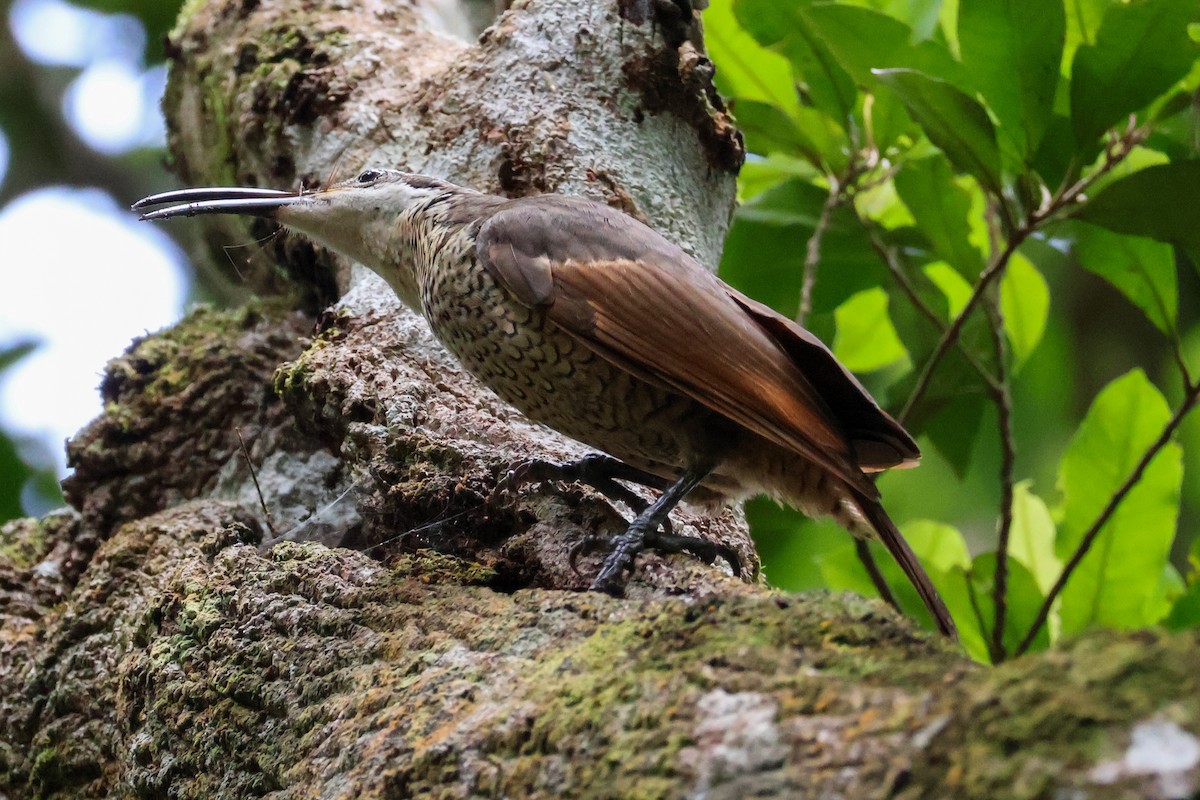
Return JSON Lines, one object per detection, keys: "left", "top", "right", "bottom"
{"left": 855, "top": 494, "right": 957, "bottom": 639}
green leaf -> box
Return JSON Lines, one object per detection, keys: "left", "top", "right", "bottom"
{"left": 729, "top": 0, "right": 809, "bottom": 47}
{"left": 822, "top": 532, "right": 974, "bottom": 639}
{"left": 0, "top": 340, "right": 38, "bottom": 373}
{"left": 1056, "top": 369, "right": 1182, "bottom": 634}
{"left": 999, "top": 252, "right": 1050, "bottom": 370}
{"left": 722, "top": 180, "right": 888, "bottom": 317}
{"left": 808, "top": 0, "right": 910, "bottom": 66}
{"left": 946, "top": 576, "right": 991, "bottom": 663}
{"left": 892, "top": 0, "right": 944, "bottom": 41}
{"left": 1070, "top": 0, "right": 1198, "bottom": 146}
{"left": 706, "top": 0, "right": 803, "bottom": 115}
{"left": 1165, "top": 580, "right": 1200, "bottom": 631}
{"left": 732, "top": 0, "right": 858, "bottom": 123}
{"left": 866, "top": 86, "right": 917, "bottom": 154}
{"left": 1073, "top": 223, "right": 1178, "bottom": 335}
{"left": 0, "top": 428, "right": 35, "bottom": 524}
{"left": 874, "top": 68, "right": 1004, "bottom": 195}
{"left": 922, "top": 393, "right": 987, "bottom": 479}
{"left": 1030, "top": 114, "right": 1079, "bottom": 191}
{"left": 895, "top": 156, "right": 985, "bottom": 277}
{"left": 745, "top": 502, "right": 850, "bottom": 591}
{"left": 781, "top": 105, "right": 848, "bottom": 170}
{"left": 1063, "top": 0, "right": 1111, "bottom": 67}
{"left": 737, "top": 154, "right": 823, "bottom": 200}
{"left": 1073, "top": 161, "right": 1200, "bottom": 263}
{"left": 959, "top": 0, "right": 1065, "bottom": 162}
{"left": 801, "top": 4, "right": 968, "bottom": 89}
{"left": 731, "top": 100, "right": 823, "bottom": 163}
{"left": 1009, "top": 481, "right": 1061, "bottom": 596}
{"left": 923, "top": 261, "right": 974, "bottom": 316}
{"left": 815, "top": 535, "right": 884, "bottom": 598}
{"left": 904, "top": 520, "right": 972, "bottom": 572}
{"left": 0, "top": 341, "right": 41, "bottom": 523}
{"left": 833, "top": 288, "right": 910, "bottom": 373}
{"left": 901, "top": 522, "right": 977, "bottom": 641}
{"left": 967, "top": 553, "right": 1052, "bottom": 656}
{"left": 781, "top": 36, "right": 859, "bottom": 126}
{"left": 733, "top": 179, "right": 830, "bottom": 228}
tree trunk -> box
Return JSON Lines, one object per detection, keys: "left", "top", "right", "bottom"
{"left": 1, "top": 1, "right": 1198, "bottom": 798}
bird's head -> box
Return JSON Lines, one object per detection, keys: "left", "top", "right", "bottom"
{"left": 134, "top": 169, "right": 481, "bottom": 307}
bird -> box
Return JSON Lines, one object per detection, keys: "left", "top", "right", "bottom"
{"left": 133, "top": 169, "right": 956, "bottom": 638}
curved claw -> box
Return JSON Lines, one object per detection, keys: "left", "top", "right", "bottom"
{"left": 568, "top": 534, "right": 607, "bottom": 576}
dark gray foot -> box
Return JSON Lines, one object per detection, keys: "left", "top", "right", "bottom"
{"left": 587, "top": 460, "right": 740, "bottom": 595}
{"left": 586, "top": 523, "right": 742, "bottom": 594}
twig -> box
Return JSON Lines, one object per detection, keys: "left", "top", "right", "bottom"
{"left": 855, "top": 538, "right": 901, "bottom": 613}
{"left": 984, "top": 294, "right": 1016, "bottom": 664}
{"left": 1033, "top": 119, "right": 1145, "bottom": 225}
{"left": 236, "top": 427, "right": 278, "bottom": 539}
{"left": 868, "top": 232, "right": 1002, "bottom": 401}
{"left": 797, "top": 178, "right": 843, "bottom": 326}
{"left": 898, "top": 123, "right": 1143, "bottom": 426}
{"left": 964, "top": 568, "right": 991, "bottom": 652}
{"left": 1170, "top": 335, "right": 1193, "bottom": 390}
{"left": 898, "top": 231, "right": 1030, "bottom": 423}
{"left": 1014, "top": 379, "right": 1200, "bottom": 656}
{"left": 849, "top": 159, "right": 903, "bottom": 197}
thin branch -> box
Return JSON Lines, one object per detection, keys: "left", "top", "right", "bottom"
{"left": 1015, "top": 379, "right": 1200, "bottom": 656}
{"left": 797, "top": 178, "right": 843, "bottom": 326}
{"left": 236, "top": 427, "right": 278, "bottom": 539}
{"left": 855, "top": 538, "right": 901, "bottom": 613}
{"left": 992, "top": 192, "right": 1018, "bottom": 240}
{"left": 1170, "top": 334, "right": 1194, "bottom": 390}
{"left": 1033, "top": 119, "right": 1145, "bottom": 225}
{"left": 984, "top": 294, "right": 1016, "bottom": 664}
{"left": 849, "top": 159, "right": 902, "bottom": 197}
{"left": 964, "top": 568, "right": 991, "bottom": 652}
{"left": 897, "top": 122, "right": 1144, "bottom": 426}
{"left": 868, "top": 232, "right": 1002, "bottom": 400}
{"left": 898, "top": 231, "right": 1030, "bottom": 424}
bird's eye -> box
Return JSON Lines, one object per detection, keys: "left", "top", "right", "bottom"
{"left": 357, "top": 169, "right": 385, "bottom": 184}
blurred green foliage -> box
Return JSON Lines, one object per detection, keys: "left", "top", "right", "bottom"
{"left": 0, "top": 342, "right": 62, "bottom": 520}
{"left": 706, "top": 0, "right": 1200, "bottom": 661}
{"left": 0, "top": 343, "right": 38, "bottom": 521}
{"left": 0, "top": 0, "right": 187, "bottom": 524}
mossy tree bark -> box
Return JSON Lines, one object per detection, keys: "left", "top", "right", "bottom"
{"left": 2, "top": 1, "right": 1199, "bottom": 798}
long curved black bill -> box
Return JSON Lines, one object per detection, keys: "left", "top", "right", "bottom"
{"left": 132, "top": 187, "right": 310, "bottom": 221}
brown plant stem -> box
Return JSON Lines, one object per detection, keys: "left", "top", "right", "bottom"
{"left": 855, "top": 538, "right": 901, "bottom": 614}
{"left": 868, "top": 233, "right": 1002, "bottom": 403}
{"left": 898, "top": 231, "right": 1030, "bottom": 424}
{"left": 797, "top": 179, "right": 843, "bottom": 327}
{"left": 984, "top": 295, "right": 1016, "bottom": 664}
{"left": 1015, "top": 379, "right": 1200, "bottom": 656}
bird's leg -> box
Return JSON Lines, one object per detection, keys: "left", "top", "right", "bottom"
{"left": 494, "top": 453, "right": 675, "bottom": 533}
{"left": 589, "top": 460, "right": 741, "bottom": 595}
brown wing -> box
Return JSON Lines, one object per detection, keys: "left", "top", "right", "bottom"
{"left": 726, "top": 291, "right": 919, "bottom": 471}
{"left": 475, "top": 196, "right": 917, "bottom": 487}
